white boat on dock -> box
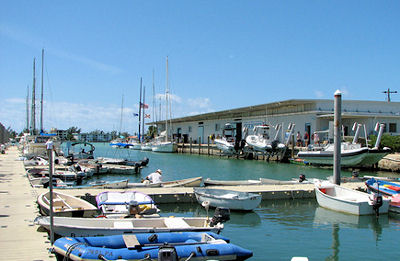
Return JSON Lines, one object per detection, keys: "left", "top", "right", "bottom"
{"left": 314, "top": 181, "right": 390, "bottom": 216}
{"left": 34, "top": 215, "right": 224, "bottom": 237}
{"left": 194, "top": 188, "right": 262, "bottom": 211}
{"left": 37, "top": 191, "right": 99, "bottom": 217}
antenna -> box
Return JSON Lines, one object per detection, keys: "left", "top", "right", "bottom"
{"left": 382, "top": 88, "right": 397, "bottom": 102}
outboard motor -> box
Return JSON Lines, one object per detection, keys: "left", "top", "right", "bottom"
{"left": 372, "top": 193, "right": 383, "bottom": 217}
{"left": 158, "top": 246, "right": 178, "bottom": 261}
{"left": 128, "top": 200, "right": 139, "bottom": 216}
{"left": 299, "top": 174, "right": 306, "bottom": 183}
{"left": 141, "top": 157, "right": 149, "bottom": 167}
{"left": 271, "top": 140, "right": 279, "bottom": 151}
{"left": 210, "top": 207, "right": 230, "bottom": 227}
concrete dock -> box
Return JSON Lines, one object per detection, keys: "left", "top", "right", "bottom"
{"left": 0, "top": 146, "right": 55, "bottom": 260}
{"left": 0, "top": 146, "right": 367, "bottom": 260}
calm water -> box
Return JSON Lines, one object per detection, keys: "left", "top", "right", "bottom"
{"left": 64, "top": 142, "right": 400, "bottom": 260}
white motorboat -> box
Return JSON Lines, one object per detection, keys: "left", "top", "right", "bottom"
{"left": 140, "top": 142, "right": 153, "bottom": 151}
{"left": 194, "top": 188, "right": 261, "bottom": 211}
{"left": 214, "top": 123, "right": 239, "bottom": 155}
{"left": 245, "top": 125, "right": 286, "bottom": 152}
{"left": 151, "top": 141, "right": 177, "bottom": 153}
{"left": 34, "top": 215, "right": 225, "bottom": 237}
{"left": 96, "top": 191, "right": 159, "bottom": 217}
{"left": 37, "top": 191, "right": 99, "bottom": 217}
{"left": 314, "top": 181, "right": 390, "bottom": 216}
{"left": 297, "top": 143, "right": 378, "bottom": 167}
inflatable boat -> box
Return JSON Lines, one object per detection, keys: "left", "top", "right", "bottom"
{"left": 53, "top": 231, "right": 252, "bottom": 261}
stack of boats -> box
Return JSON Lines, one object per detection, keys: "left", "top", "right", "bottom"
{"left": 35, "top": 189, "right": 252, "bottom": 261}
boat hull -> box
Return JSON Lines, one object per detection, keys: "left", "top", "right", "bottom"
{"left": 152, "top": 142, "right": 177, "bottom": 153}
{"left": 298, "top": 147, "right": 369, "bottom": 167}
{"left": 34, "top": 216, "right": 223, "bottom": 237}
{"left": 315, "top": 182, "right": 390, "bottom": 215}
{"left": 53, "top": 232, "right": 253, "bottom": 261}
{"left": 162, "top": 177, "right": 203, "bottom": 188}
{"left": 194, "top": 188, "right": 261, "bottom": 211}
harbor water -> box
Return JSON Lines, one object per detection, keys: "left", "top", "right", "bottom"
{"left": 65, "top": 143, "right": 400, "bottom": 260}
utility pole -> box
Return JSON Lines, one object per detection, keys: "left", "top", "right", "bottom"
{"left": 382, "top": 88, "right": 397, "bottom": 102}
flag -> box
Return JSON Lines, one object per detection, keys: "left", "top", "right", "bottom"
{"left": 133, "top": 113, "right": 139, "bottom": 117}
{"left": 145, "top": 114, "right": 150, "bottom": 119}
{"left": 140, "top": 102, "right": 149, "bottom": 109}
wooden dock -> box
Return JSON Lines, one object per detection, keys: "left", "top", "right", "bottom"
{"left": 0, "top": 146, "right": 367, "bottom": 260}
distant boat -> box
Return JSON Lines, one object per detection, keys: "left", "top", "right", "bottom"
{"left": 37, "top": 191, "right": 99, "bottom": 217}
{"left": 34, "top": 215, "right": 225, "bottom": 237}
{"left": 245, "top": 124, "right": 286, "bottom": 153}
{"left": 58, "top": 179, "right": 129, "bottom": 189}
{"left": 194, "top": 188, "right": 262, "bottom": 211}
{"left": 152, "top": 57, "right": 177, "bottom": 153}
{"left": 314, "top": 181, "right": 390, "bottom": 216}
{"left": 52, "top": 232, "right": 253, "bottom": 261}
{"left": 204, "top": 178, "right": 262, "bottom": 186}
{"left": 214, "top": 123, "right": 240, "bottom": 155}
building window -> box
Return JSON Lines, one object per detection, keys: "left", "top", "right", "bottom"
{"left": 188, "top": 126, "right": 192, "bottom": 132}
{"left": 389, "top": 123, "right": 397, "bottom": 133}
{"left": 215, "top": 124, "right": 220, "bottom": 131}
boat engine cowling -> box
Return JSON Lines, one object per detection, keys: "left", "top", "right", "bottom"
{"left": 210, "top": 207, "right": 230, "bottom": 227}
{"left": 158, "top": 246, "right": 178, "bottom": 261}
{"left": 372, "top": 193, "right": 383, "bottom": 216}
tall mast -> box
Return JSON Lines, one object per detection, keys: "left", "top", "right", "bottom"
{"left": 165, "top": 56, "right": 169, "bottom": 142}
{"left": 138, "top": 78, "right": 142, "bottom": 142}
{"left": 142, "top": 86, "right": 146, "bottom": 142}
{"left": 31, "top": 58, "right": 36, "bottom": 135}
{"left": 152, "top": 69, "right": 156, "bottom": 130}
{"left": 119, "top": 94, "right": 124, "bottom": 134}
{"left": 26, "top": 85, "right": 30, "bottom": 132}
{"left": 40, "top": 49, "right": 44, "bottom": 133}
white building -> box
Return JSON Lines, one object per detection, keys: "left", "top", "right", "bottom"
{"left": 153, "top": 99, "right": 400, "bottom": 144}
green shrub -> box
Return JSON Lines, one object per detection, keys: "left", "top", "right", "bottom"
{"left": 368, "top": 134, "right": 400, "bottom": 152}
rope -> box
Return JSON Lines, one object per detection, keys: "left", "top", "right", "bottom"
{"left": 63, "top": 242, "right": 86, "bottom": 261}
{"left": 184, "top": 252, "right": 196, "bottom": 261}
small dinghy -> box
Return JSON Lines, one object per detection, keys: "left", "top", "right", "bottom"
{"left": 315, "top": 181, "right": 390, "bottom": 216}
{"left": 161, "top": 176, "right": 203, "bottom": 187}
{"left": 37, "top": 191, "right": 99, "bottom": 217}
{"left": 96, "top": 191, "right": 159, "bottom": 217}
{"left": 34, "top": 210, "right": 229, "bottom": 237}
{"left": 59, "top": 179, "right": 129, "bottom": 189}
{"left": 204, "top": 178, "right": 262, "bottom": 186}
{"left": 194, "top": 188, "right": 262, "bottom": 211}
{"left": 52, "top": 232, "right": 253, "bottom": 261}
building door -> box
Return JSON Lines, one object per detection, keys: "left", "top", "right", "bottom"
{"left": 305, "top": 123, "right": 311, "bottom": 145}
{"left": 236, "top": 122, "right": 242, "bottom": 141}
{"left": 198, "top": 126, "right": 204, "bottom": 144}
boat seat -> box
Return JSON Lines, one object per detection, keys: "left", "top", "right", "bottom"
{"left": 113, "top": 221, "right": 134, "bottom": 229}
{"left": 164, "top": 218, "right": 191, "bottom": 228}
{"left": 123, "top": 234, "right": 140, "bottom": 249}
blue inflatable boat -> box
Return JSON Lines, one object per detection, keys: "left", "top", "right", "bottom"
{"left": 365, "top": 178, "right": 400, "bottom": 196}
{"left": 53, "top": 231, "right": 252, "bottom": 260}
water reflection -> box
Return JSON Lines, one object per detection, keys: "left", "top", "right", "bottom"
{"left": 313, "top": 207, "right": 389, "bottom": 260}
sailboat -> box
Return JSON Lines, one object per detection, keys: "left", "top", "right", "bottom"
{"left": 152, "top": 57, "right": 177, "bottom": 153}
{"left": 22, "top": 49, "right": 61, "bottom": 157}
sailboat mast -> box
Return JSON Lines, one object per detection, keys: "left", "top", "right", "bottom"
{"left": 40, "top": 49, "right": 44, "bottom": 133}
{"left": 165, "top": 56, "right": 169, "bottom": 142}
{"left": 26, "top": 85, "right": 30, "bottom": 132}
{"left": 152, "top": 70, "right": 156, "bottom": 133}
{"left": 142, "top": 86, "right": 146, "bottom": 142}
{"left": 138, "top": 78, "right": 142, "bottom": 142}
{"left": 119, "top": 94, "right": 124, "bottom": 134}
{"left": 31, "top": 58, "right": 36, "bottom": 135}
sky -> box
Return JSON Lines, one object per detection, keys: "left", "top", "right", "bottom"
{"left": 1, "top": 1, "right": 400, "bottom": 134}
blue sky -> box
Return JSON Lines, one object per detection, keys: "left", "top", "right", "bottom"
{"left": 1, "top": 1, "right": 399, "bottom": 133}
